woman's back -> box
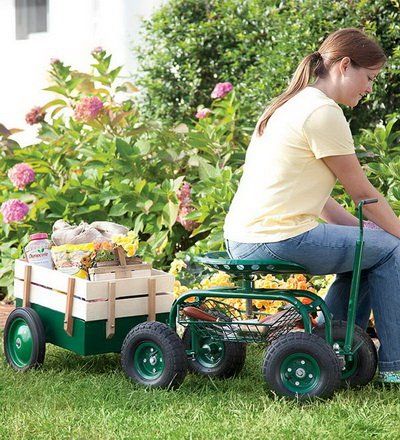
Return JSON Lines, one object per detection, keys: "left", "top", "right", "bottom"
{"left": 223, "top": 86, "right": 355, "bottom": 243}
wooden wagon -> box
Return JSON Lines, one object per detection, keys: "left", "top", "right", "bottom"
{"left": 3, "top": 258, "right": 174, "bottom": 370}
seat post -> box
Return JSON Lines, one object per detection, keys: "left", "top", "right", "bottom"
{"left": 242, "top": 276, "right": 254, "bottom": 317}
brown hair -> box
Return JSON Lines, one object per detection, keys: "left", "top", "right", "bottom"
{"left": 256, "top": 28, "right": 387, "bottom": 136}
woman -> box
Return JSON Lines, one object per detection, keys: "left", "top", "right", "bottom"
{"left": 223, "top": 28, "right": 400, "bottom": 383}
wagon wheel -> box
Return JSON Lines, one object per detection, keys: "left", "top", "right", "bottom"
{"left": 313, "top": 320, "right": 377, "bottom": 388}
{"left": 3, "top": 307, "right": 46, "bottom": 372}
{"left": 121, "top": 321, "right": 188, "bottom": 389}
{"left": 263, "top": 332, "right": 341, "bottom": 399}
{"left": 182, "top": 327, "right": 246, "bottom": 378}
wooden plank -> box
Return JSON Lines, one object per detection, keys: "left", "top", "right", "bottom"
{"left": 84, "top": 270, "right": 174, "bottom": 300}
{"left": 147, "top": 278, "right": 156, "bottom": 321}
{"left": 14, "top": 279, "right": 174, "bottom": 321}
{"left": 64, "top": 277, "right": 76, "bottom": 336}
{"left": 90, "top": 269, "right": 152, "bottom": 282}
{"left": 15, "top": 259, "right": 89, "bottom": 297}
{"left": 97, "top": 294, "right": 175, "bottom": 320}
{"left": 22, "top": 264, "right": 32, "bottom": 307}
{"left": 106, "top": 282, "right": 116, "bottom": 339}
{"left": 95, "top": 256, "right": 142, "bottom": 267}
{"left": 89, "top": 263, "right": 151, "bottom": 275}
{"left": 15, "top": 259, "right": 173, "bottom": 301}
{"left": 15, "top": 279, "right": 87, "bottom": 319}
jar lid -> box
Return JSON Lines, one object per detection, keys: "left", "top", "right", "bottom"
{"left": 29, "top": 233, "right": 48, "bottom": 240}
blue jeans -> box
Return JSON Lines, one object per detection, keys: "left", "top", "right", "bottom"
{"left": 225, "top": 223, "right": 400, "bottom": 372}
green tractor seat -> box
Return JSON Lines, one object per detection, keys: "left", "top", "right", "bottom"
{"left": 196, "top": 251, "right": 308, "bottom": 276}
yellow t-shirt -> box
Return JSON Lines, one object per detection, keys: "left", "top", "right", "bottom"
{"left": 223, "top": 86, "right": 355, "bottom": 243}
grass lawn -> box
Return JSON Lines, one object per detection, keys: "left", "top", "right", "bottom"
{"left": 1, "top": 333, "right": 400, "bottom": 440}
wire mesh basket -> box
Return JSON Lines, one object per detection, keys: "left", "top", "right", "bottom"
{"left": 178, "top": 298, "right": 302, "bottom": 344}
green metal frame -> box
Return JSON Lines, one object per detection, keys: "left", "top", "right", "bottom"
{"left": 342, "top": 199, "right": 378, "bottom": 358}
{"left": 169, "top": 198, "right": 377, "bottom": 364}
{"left": 169, "top": 287, "right": 330, "bottom": 340}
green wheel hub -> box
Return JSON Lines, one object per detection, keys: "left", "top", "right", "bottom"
{"left": 6, "top": 318, "right": 33, "bottom": 368}
{"left": 134, "top": 342, "right": 165, "bottom": 380}
{"left": 335, "top": 340, "right": 358, "bottom": 379}
{"left": 195, "top": 338, "right": 225, "bottom": 368}
{"left": 280, "top": 353, "right": 321, "bottom": 393}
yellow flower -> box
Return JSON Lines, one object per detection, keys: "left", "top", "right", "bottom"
{"left": 169, "top": 259, "right": 187, "bottom": 276}
{"left": 111, "top": 230, "right": 139, "bottom": 257}
{"left": 173, "top": 280, "right": 189, "bottom": 297}
{"left": 199, "top": 271, "right": 235, "bottom": 289}
{"left": 125, "top": 243, "right": 137, "bottom": 257}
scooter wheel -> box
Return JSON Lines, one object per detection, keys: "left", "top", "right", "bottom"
{"left": 121, "top": 321, "right": 188, "bottom": 389}
{"left": 313, "top": 320, "right": 377, "bottom": 388}
{"left": 3, "top": 307, "right": 46, "bottom": 371}
{"left": 263, "top": 332, "right": 341, "bottom": 399}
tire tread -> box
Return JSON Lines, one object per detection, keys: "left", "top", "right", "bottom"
{"left": 263, "top": 332, "right": 341, "bottom": 399}
{"left": 182, "top": 327, "right": 246, "bottom": 378}
{"left": 121, "top": 321, "right": 187, "bottom": 389}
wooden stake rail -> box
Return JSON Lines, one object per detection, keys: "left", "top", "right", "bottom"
{"left": 147, "top": 278, "right": 156, "bottom": 322}
{"left": 107, "top": 281, "right": 116, "bottom": 338}
{"left": 22, "top": 265, "right": 32, "bottom": 307}
{"left": 64, "top": 277, "right": 76, "bottom": 336}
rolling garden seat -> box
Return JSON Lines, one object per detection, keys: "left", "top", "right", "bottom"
{"left": 196, "top": 251, "right": 308, "bottom": 277}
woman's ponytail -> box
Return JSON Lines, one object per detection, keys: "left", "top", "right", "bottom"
{"left": 257, "top": 52, "right": 320, "bottom": 136}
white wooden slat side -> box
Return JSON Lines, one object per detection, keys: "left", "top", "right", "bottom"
{"left": 14, "top": 279, "right": 174, "bottom": 321}
{"left": 14, "top": 259, "right": 89, "bottom": 297}
{"left": 110, "top": 294, "right": 174, "bottom": 320}
{"left": 15, "top": 260, "right": 174, "bottom": 301}
{"left": 84, "top": 270, "right": 175, "bottom": 300}
{"left": 14, "top": 278, "right": 88, "bottom": 320}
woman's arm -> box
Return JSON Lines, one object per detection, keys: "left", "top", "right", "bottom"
{"left": 322, "top": 154, "right": 400, "bottom": 238}
{"left": 320, "top": 196, "right": 359, "bottom": 226}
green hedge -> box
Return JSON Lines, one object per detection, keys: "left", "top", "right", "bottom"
{"left": 135, "top": 0, "right": 400, "bottom": 134}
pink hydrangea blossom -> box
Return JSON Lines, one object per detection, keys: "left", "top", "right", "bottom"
{"left": 211, "top": 82, "right": 233, "bottom": 99}
{"left": 74, "top": 96, "right": 103, "bottom": 122}
{"left": 176, "top": 182, "right": 199, "bottom": 231}
{"left": 25, "top": 106, "right": 45, "bottom": 125}
{"left": 7, "top": 163, "right": 35, "bottom": 190}
{"left": 177, "top": 205, "right": 198, "bottom": 232}
{"left": 195, "top": 108, "right": 212, "bottom": 119}
{"left": 177, "top": 182, "right": 192, "bottom": 206}
{"left": 0, "top": 199, "right": 29, "bottom": 223}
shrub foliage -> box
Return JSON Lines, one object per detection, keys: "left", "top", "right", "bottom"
{"left": 135, "top": 0, "right": 400, "bottom": 133}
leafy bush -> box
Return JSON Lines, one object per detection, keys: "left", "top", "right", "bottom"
{"left": 0, "top": 52, "right": 250, "bottom": 300}
{"left": 135, "top": 0, "right": 400, "bottom": 134}
{"left": 356, "top": 115, "right": 400, "bottom": 211}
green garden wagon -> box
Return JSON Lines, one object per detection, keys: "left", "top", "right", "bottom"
{"left": 4, "top": 259, "right": 175, "bottom": 369}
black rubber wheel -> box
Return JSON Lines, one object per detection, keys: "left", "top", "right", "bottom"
{"left": 182, "top": 327, "right": 246, "bottom": 378}
{"left": 3, "top": 307, "right": 46, "bottom": 371}
{"left": 313, "top": 320, "right": 377, "bottom": 388}
{"left": 121, "top": 321, "right": 188, "bottom": 389}
{"left": 263, "top": 332, "right": 341, "bottom": 399}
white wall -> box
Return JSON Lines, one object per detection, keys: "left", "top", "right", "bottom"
{"left": 0, "top": 0, "right": 166, "bottom": 146}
